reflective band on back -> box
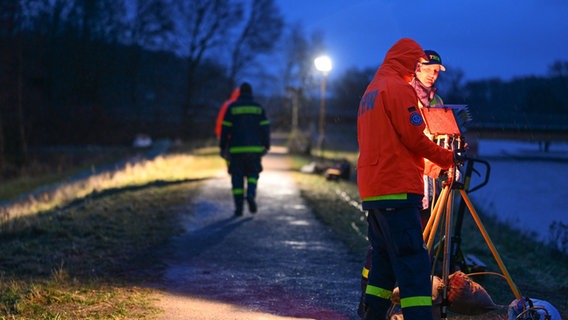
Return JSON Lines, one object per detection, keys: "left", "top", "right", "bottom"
{"left": 232, "top": 106, "right": 262, "bottom": 115}
{"left": 260, "top": 120, "right": 270, "bottom": 125}
{"left": 400, "top": 296, "right": 432, "bottom": 308}
{"left": 365, "top": 285, "right": 392, "bottom": 300}
{"left": 230, "top": 146, "right": 264, "bottom": 153}
{"left": 222, "top": 121, "right": 232, "bottom": 127}
{"left": 363, "top": 193, "right": 408, "bottom": 202}
{"left": 361, "top": 267, "right": 369, "bottom": 279}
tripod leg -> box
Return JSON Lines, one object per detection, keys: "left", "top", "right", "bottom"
{"left": 423, "top": 186, "right": 442, "bottom": 241}
{"left": 459, "top": 189, "right": 523, "bottom": 300}
{"left": 424, "top": 185, "right": 448, "bottom": 240}
{"left": 425, "top": 185, "right": 451, "bottom": 252}
{"left": 440, "top": 187, "right": 456, "bottom": 320}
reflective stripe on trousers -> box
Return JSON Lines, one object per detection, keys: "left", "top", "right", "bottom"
{"left": 365, "top": 207, "right": 433, "bottom": 320}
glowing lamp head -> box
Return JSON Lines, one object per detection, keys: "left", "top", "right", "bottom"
{"left": 314, "top": 55, "right": 332, "bottom": 74}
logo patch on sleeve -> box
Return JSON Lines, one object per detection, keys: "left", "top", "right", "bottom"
{"left": 410, "top": 112, "right": 423, "bottom": 126}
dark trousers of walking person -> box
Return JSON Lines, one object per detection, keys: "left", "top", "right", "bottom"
{"left": 229, "top": 155, "right": 261, "bottom": 216}
{"left": 364, "top": 207, "right": 433, "bottom": 320}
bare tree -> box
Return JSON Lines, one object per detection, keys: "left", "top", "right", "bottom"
{"left": 280, "top": 23, "right": 326, "bottom": 93}
{"left": 63, "top": 0, "right": 126, "bottom": 98}
{"left": 64, "top": 0, "right": 126, "bottom": 42}
{"left": 0, "top": 0, "right": 39, "bottom": 166}
{"left": 278, "top": 23, "right": 326, "bottom": 153}
{"left": 123, "top": 0, "right": 176, "bottom": 130}
{"left": 227, "top": 0, "right": 283, "bottom": 86}
{"left": 176, "top": 0, "right": 242, "bottom": 113}
{"left": 125, "top": 0, "right": 176, "bottom": 51}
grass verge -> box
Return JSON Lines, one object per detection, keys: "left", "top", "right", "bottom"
{"left": 0, "top": 146, "right": 224, "bottom": 319}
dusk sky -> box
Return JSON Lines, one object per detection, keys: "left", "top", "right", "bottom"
{"left": 275, "top": 0, "right": 568, "bottom": 82}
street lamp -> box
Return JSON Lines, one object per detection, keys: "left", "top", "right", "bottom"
{"left": 314, "top": 55, "right": 332, "bottom": 159}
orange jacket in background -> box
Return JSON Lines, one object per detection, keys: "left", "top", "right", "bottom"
{"left": 357, "top": 38, "right": 454, "bottom": 209}
{"left": 215, "top": 88, "right": 240, "bottom": 139}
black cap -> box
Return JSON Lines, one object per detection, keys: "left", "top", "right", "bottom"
{"left": 240, "top": 82, "right": 252, "bottom": 95}
{"left": 423, "top": 50, "right": 446, "bottom": 71}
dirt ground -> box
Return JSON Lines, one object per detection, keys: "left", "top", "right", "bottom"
{"left": 149, "top": 150, "right": 363, "bottom": 320}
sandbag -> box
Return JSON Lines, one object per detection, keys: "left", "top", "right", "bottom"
{"left": 447, "top": 271, "right": 500, "bottom": 315}
{"left": 508, "top": 297, "right": 562, "bottom": 320}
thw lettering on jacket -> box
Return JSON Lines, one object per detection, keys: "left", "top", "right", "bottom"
{"left": 358, "top": 90, "right": 378, "bottom": 117}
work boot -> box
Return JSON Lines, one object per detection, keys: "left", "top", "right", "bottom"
{"left": 247, "top": 197, "right": 257, "bottom": 213}
{"left": 234, "top": 202, "right": 243, "bottom": 217}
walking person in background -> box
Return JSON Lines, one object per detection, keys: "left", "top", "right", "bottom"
{"left": 357, "top": 38, "right": 462, "bottom": 320}
{"left": 215, "top": 87, "right": 240, "bottom": 140}
{"left": 357, "top": 48, "right": 448, "bottom": 319}
{"left": 219, "top": 82, "right": 270, "bottom": 216}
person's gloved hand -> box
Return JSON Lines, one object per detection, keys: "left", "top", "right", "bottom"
{"left": 440, "top": 168, "right": 460, "bottom": 187}
{"left": 453, "top": 148, "right": 467, "bottom": 166}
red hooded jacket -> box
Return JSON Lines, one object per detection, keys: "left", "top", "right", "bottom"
{"left": 215, "top": 88, "right": 240, "bottom": 139}
{"left": 357, "top": 38, "right": 454, "bottom": 209}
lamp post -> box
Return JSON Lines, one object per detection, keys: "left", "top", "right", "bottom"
{"left": 285, "top": 86, "right": 304, "bottom": 153}
{"left": 314, "top": 55, "right": 332, "bottom": 159}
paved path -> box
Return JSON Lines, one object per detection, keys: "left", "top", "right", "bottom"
{"left": 151, "top": 151, "right": 362, "bottom": 320}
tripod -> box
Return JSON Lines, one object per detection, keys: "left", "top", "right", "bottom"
{"left": 422, "top": 156, "right": 523, "bottom": 319}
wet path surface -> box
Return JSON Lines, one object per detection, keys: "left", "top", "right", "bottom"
{"left": 152, "top": 152, "right": 362, "bottom": 319}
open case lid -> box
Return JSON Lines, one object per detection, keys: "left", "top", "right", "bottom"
{"left": 421, "top": 104, "right": 469, "bottom": 136}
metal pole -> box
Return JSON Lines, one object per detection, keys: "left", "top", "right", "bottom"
{"left": 318, "top": 73, "right": 327, "bottom": 158}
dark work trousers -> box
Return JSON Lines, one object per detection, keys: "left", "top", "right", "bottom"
{"left": 365, "top": 208, "right": 433, "bottom": 320}
{"left": 359, "top": 208, "right": 430, "bottom": 305}
{"left": 228, "top": 155, "right": 262, "bottom": 213}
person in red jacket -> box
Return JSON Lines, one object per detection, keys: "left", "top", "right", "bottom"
{"left": 215, "top": 87, "right": 240, "bottom": 139}
{"left": 357, "top": 38, "right": 461, "bottom": 320}
{"left": 357, "top": 48, "right": 449, "bottom": 319}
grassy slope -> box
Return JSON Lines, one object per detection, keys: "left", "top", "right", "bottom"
{"left": 0, "top": 147, "right": 224, "bottom": 319}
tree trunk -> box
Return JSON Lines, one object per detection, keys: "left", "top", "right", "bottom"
{"left": 16, "top": 37, "right": 28, "bottom": 165}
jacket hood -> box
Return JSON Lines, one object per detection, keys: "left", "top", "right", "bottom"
{"left": 229, "top": 87, "right": 240, "bottom": 101}
{"left": 379, "top": 38, "right": 428, "bottom": 82}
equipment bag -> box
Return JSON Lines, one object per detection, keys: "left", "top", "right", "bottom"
{"left": 508, "top": 297, "right": 561, "bottom": 320}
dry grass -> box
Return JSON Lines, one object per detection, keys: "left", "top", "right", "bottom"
{"left": 1, "top": 147, "right": 224, "bottom": 230}
{"left": 0, "top": 146, "right": 225, "bottom": 319}
{"left": 1, "top": 270, "right": 159, "bottom": 319}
